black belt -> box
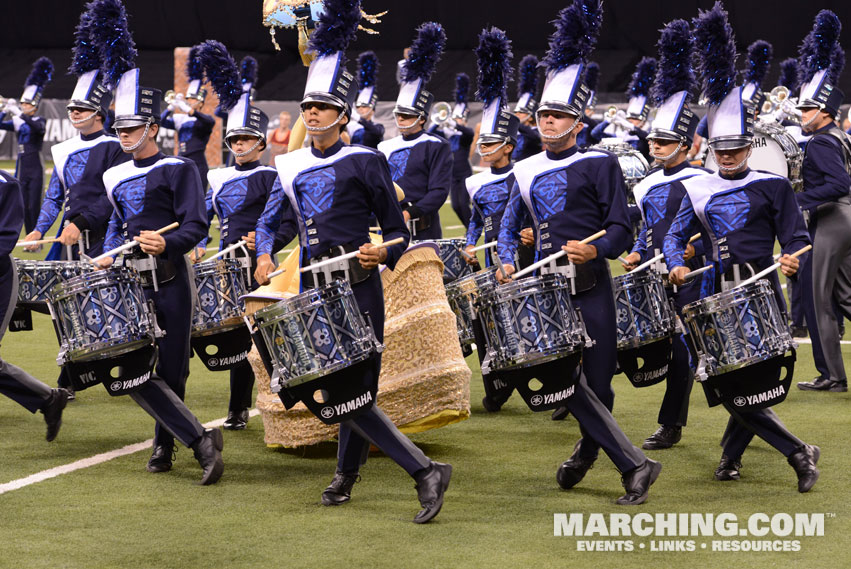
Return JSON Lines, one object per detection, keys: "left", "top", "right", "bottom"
{"left": 301, "top": 243, "right": 373, "bottom": 289}
{"left": 545, "top": 254, "right": 596, "bottom": 294}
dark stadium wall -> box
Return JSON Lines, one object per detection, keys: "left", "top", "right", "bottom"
{"left": 1, "top": 1, "right": 849, "bottom": 102}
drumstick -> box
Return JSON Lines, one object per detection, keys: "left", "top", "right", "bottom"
{"left": 206, "top": 239, "right": 247, "bottom": 262}
{"left": 15, "top": 238, "right": 60, "bottom": 247}
{"left": 618, "top": 256, "right": 630, "bottom": 264}
{"left": 682, "top": 264, "right": 713, "bottom": 281}
{"left": 734, "top": 244, "right": 812, "bottom": 289}
{"left": 266, "top": 266, "right": 287, "bottom": 279}
{"left": 470, "top": 240, "right": 497, "bottom": 252}
{"left": 458, "top": 248, "right": 475, "bottom": 261}
{"left": 511, "top": 230, "right": 607, "bottom": 280}
{"left": 688, "top": 232, "right": 702, "bottom": 243}
{"left": 90, "top": 222, "right": 180, "bottom": 263}
{"left": 628, "top": 252, "right": 665, "bottom": 273}
{"left": 299, "top": 237, "right": 405, "bottom": 274}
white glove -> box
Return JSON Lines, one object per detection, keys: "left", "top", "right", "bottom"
{"left": 176, "top": 99, "right": 192, "bottom": 114}
{"left": 167, "top": 103, "right": 175, "bottom": 112}
{"left": 613, "top": 111, "right": 633, "bottom": 131}
{"left": 7, "top": 103, "right": 21, "bottom": 117}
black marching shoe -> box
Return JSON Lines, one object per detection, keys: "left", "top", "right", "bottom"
{"left": 642, "top": 425, "right": 682, "bottom": 450}
{"left": 556, "top": 440, "right": 597, "bottom": 489}
{"left": 223, "top": 408, "right": 249, "bottom": 430}
{"left": 321, "top": 471, "right": 360, "bottom": 506}
{"left": 617, "top": 459, "right": 662, "bottom": 506}
{"left": 146, "top": 442, "right": 175, "bottom": 473}
{"left": 797, "top": 376, "right": 848, "bottom": 392}
{"left": 790, "top": 326, "right": 808, "bottom": 338}
{"left": 413, "top": 462, "right": 452, "bottom": 524}
{"left": 551, "top": 406, "right": 570, "bottom": 421}
{"left": 192, "top": 428, "right": 224, "bottom": 485}
{"left": 788, "top": 445, "right": 820, "bottom": 493}
{"left": 714, "top": 454, "right": 742, "bottom": 481}
{"left": 41, "top": 388, "right": 69, "bottom": 442}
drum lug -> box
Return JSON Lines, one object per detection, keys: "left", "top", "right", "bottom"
{"left": 575, "top": 309, "right": 595, "bottom": 348}
{"left": 695, "top": 355, "right": 709, "bottom": 382}
{"left": 675, "top": 313, "right": 687, "bottom": 336}
{"left": 481, "top": 354, "right": 493, "bottom": 375}
{"left": 148, "top": 300, "right": 165, "bottom": 338}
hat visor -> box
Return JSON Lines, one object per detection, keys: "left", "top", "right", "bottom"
{"left": 707, "top": 135, "right": 752, "bottom": 151}
{"left": 393, "top": 104, "right": 424, "bottom": 117}
{"left": 795, "top": 98, "right": 821, "bottom": 110}
{"left": 301, "top": 92, "right": 346, "bottom": 111}
{"left": 647, "top": 129, "right": 684, "bottom": 142}
{"left": 112, "top": 116, "right": 153, "bottom": 130}
{"left": 477, "top": 133, "right": 511, "bottom": 146}
{"left": 67, "top": 100, "right": 100, "bottom": 112}
{"left": 536, "top": 102, "right": 580, "bottom": 117}
{"left": 226, "top": 127, "right": 265, "bottom": 141}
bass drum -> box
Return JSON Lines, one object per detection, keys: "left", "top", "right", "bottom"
{"left": 704, "top": 119, "right": 803, "bottom": 191}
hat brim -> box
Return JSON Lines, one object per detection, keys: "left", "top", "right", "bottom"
{"left": 226, "top": 127, "right": 265, "bottom": 141}
{"left": 536, "top": 103, "right": 581, "bottom": 117}
{"left": 301, "top": 92, "right": 347, "bottom": 111}
{"left": 707, "top": 136, "right": 752, "bottom": 150}
{"left": 393, "top": 105, "right": 425, "bottom": 117}
{"left": 647, "top": 129, "right": 685, "bottom": 142}
{"left": 112, "top": 116, "right": 154, "bottom": 130}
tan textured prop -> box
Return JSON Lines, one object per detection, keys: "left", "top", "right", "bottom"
{"left": 173, "top": 47, "right": 222, "bottom": 168}
{"left": 246, "top": 245, "right": 471, "bottom": 447}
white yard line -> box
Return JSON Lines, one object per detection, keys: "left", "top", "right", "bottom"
{"left": 0, "top": 409, "right": 260, "bottom": 495}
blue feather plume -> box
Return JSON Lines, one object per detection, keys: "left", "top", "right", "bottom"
{"left": 829, "top": 44, "right": 845, "bottom": 85}
{"left": 584, "top": 62, "right": 600, "bottom": 92}
{"left": 693, "top": 2, "right": 738, "bottom": 106}
{"left": 91, "top": 0, "right": 137, "bottom": 89}
{"left": 652, "top": 19, "right": 695, "bottom": 103}
{"left": 26, "top": 57, "right": 54, "bottom": 88}
{"left": 187, "top": 46, "right": 204, "bottom": 81}
{"left": 744, "top": 40, "right": 772, "bottom": 86}
{"left": 627, "top": 57, "right": 656, "bottom": 98}
{"left": 357, "top": 51, "right": 379, "bottom": 88}
{"left": 69, "top": 8, "right": 99, "bottom": 75}
{"left": 798, "top": 10, "right": 842, "bottom": 83}
{"left": 517, "top": 55, "right": 539, "bottom": 97}
{"left": 778, "top": 58, "right": 799, "bottom": 92}
{"left": 196, "top": 40, "right": 242, "bottom": 112}
{"left": 402, "top": 22, "right": 447, "bottom": 83}
{"left": 308, "top": 0, "right": 361, "bottom": 58}
{"left": 475, "top": 27, "right": 513, "bottom": 106}
{"left": 240, "top": 56, "right": 258, "bottom": 86}
{"left": 454, "top": 73, "right": 470, "bottom": 105}
{"left": 542, "top": 0, "right": 604, "bottom": 71}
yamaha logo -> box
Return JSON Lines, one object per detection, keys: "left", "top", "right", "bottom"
{"left": 320, "top": 407, "right": 335, "bottom": 419}
{"left": 208, "top": 358, "right": 218, "bottom": 367}
{"left": 530, "top": 394, "right": 544, "bottom": 406}
{"left": 733, "top": 396, "right": 747, "bottom": 407}
{"left": 110, "top": 381, "right": 122, "bottom": 391}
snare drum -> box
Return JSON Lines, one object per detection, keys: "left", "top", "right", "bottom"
{"left": 414, "top": 238, "right": 473, "bottom": 283}
{"left": 191, "top": 257, "right": 249, "bottom": 336}
{"left": 477, "top": 273, "right": 587, "bottom": 373}
{"left": 252, "top": 279, "right": 382, "bottom": 390}
{"left": 612, "top": 270, "right": 677, "bottom": 350}
{"left": 682, "top": 280, "right": 795, "bottom": 379}
{"left": 49, "top": 266, "right": 159, "bottom": 364}
{"left": 444, "top": 266, "right": 500, "bottom": 349}
{"left": 705, "top": 119, "right": 803, "bottom": 191}
{"left": 591, "top": 141, "right": 650, "bottom": 191}
{"left": 16, "top": 259, "right": 93, "bottom": 310}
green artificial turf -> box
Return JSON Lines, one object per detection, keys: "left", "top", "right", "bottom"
{"left": 1, "top": 199, "right": 848, "bottom": 569}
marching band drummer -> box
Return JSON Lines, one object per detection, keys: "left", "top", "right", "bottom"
{"left": 0, "top": 57, "right": 52, "bottom": 235}
{"left": 665, "top": 3, "right": 819, "bottom": 492}
{"left": 512, "top": 55, "right": 542, "bottom": 162}
{"left": 190, "top": 40, "right": 299, "bottom": 431}
{"left": 254, "top": 5, "right": 452, "bottom": 524}
{"left": 377, "top": 23, "right": 452, "bottom": 241}
{"left": 620, "top": 19, "right": 708, "bottom": 451}
{"left": 159, "top": 46, "right": 215, "bottom": 189}
{"left": 345, "top": 51, "right": 385, "bottom": 149}
{"left": 461, "top": 28, "right": 526, "bottom": 413}
{"left": 496, "top": 0, "right": 662, "bottom": 505}
{"left": 93, "top": 0, "right": 223, "bottom": 484}
{"left": 0, "top": 171, "right": 69, "bottom": 441}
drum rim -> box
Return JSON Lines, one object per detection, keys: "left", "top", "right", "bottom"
{"left": 63, "top": 337, "right": 155, "bottom": 363}
{"left": 682, "top": 279, "right": 774, "bottom": 316}
{"left": 253, "top": 280, "right": 354, "bottom": 322}
{"left": 478, "top": 273, "right": 570, "bottom": 303}
{"left": 194, "top": 257, "right": 244, "bottom": 273}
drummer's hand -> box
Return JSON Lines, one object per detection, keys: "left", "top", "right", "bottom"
{"left": 497, "top": 264, "right": 515, "bottom": 284}
{"left": 463, "top": 245, "right": 478, "bottom": 265}
{"left": 669, "top": 266, "right": 689, "bottom": 286}
{"left": 402, "top": 210, "right": 411, "bottom": 223}
{"left": 23, "top": 230, "right": 42, "bottom": 252}
{"left": 58, "top": 223, "right": 81, "bottom": 246}
{"left": 94, "top": 257, "right": 113, "bottom": 270}
{"left": 520, "top": 227, "right": 535, "bottom": 246}
{"left": 189, "top": 247, "right": 205, "bottom": 263}
{"left": 779, "top": 254, "right": 800, "bottom": 276}
{"left": 562, "top": 241, "right": 597, "bottom": 265}
{"left": 621, "top": 251, "right": 641, "bottom": 271}
{"left": 683, "top": 244, "right": 696, "bottom": 261}
{"left": 255, "top": 254, "right": 274, "bottom": 285}
{"left": 242, "top": 231, "right": 256, "bottom": 251}
{"left": 357, "top": 242, "right": 386, "bottom": 270}
{"left": 135, "top": 231, "right": 166, "bottom": 255}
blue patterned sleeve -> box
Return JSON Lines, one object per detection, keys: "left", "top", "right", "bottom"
{"left": 0, "top": 120, "right": 13, "bottom": 132}
{"left": 589, "top": 121, "right": 612, "bottom": 143}
{"left": 256, "top": 175, "right": 287, "bottom": 257}
{"left": 497, "top": 181, "right": 524, "bottom": 265}
{"left": 465, "top": 190, "right": 484, "bottom": 247}
{"left": 631, "top": 224, "right": 648, "bottom": 257}
{"left": 198, "top": 186, "right": 215, "bottom": 249}
{"left": 34, "top": 166, "right": 63, "bottom": 234}
{"left": 103, "top": 210, "right": 124, "bottom": 256}
{"left": 160, "top": 110, "right": 176, "bottom": 130}
{"left": 663, "top": 193, "right": 700, "bottom": 271}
